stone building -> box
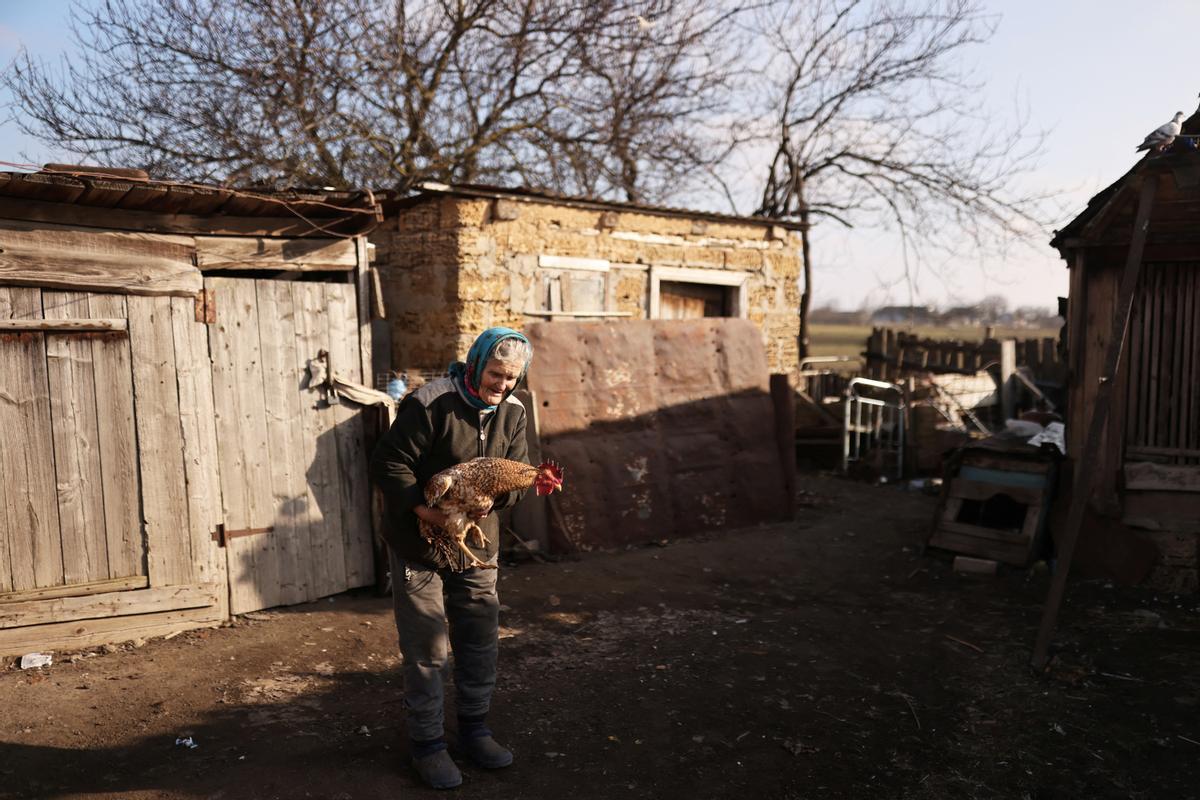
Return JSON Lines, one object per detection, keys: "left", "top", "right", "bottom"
{"left": 373, "top": 184, "right": 804, "bottom": 377}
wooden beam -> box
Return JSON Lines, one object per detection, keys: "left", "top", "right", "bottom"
{"left": 1032, "top": 175, "right": 1159, "bottom": 670}
{"left": 0, "top": 575, "right": 148, "bottom": 604}
{"left": 1124, "top": 461, "right": 1200, "bottom": 492}
{"left": 0, "top": 318, "right": 126, "bottom": 332}
{"left": 194, "top": 235, "right": 357, "bottom": 272}
{"left": 0, "top": 219, "right": 200, "bottom": 296}
{"left": 0, "top": 582, "right": 219, "bottom": 629}
{"left": 0, "top": 195, "right": 374, "bottom": 238}
{"left": 0, "top": 603, "right": 223, "bottom": 656}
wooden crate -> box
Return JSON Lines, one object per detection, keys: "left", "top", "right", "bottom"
{"left": 928, "top": 449, "right": 1058, "bottom": 566}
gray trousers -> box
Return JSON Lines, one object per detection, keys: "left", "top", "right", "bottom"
{"left": 388, "top": 545, "right": 500, "bottom": 741}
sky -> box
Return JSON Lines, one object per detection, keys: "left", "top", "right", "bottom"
{"left": 2, "top": 1, "right": 1198, "bottom": 313}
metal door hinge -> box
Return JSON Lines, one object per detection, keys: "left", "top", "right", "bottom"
{"left": 194, "top": 288, "right": 217, "bottom": 324}
{"left": 211, "top": 523, "right": 273, "bottom": 547}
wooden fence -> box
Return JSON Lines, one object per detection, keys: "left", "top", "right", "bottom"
{"left": 863, "top": 327, "right": 1065, "bottom": 385}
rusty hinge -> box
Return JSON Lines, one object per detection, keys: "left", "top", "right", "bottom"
{"left": 210, "top": 523, "right": 273, "bottom": 548}
{"left": 194, "top": 288, "right": 217, "bottom": 324}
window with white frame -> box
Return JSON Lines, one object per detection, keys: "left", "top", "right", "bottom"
{"left": 648, "top": 266, "right": 750, "bottom": 320}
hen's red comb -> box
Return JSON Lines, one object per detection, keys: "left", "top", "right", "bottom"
{"left": 537, "top": 460, "right": 564, "bottom": 480}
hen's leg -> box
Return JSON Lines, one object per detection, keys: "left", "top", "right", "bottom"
{"left": 454, "top": 534, "right": 496, "bottom": 570}
{"left": 467, "top": 522, "right": 487, "bottom": 549}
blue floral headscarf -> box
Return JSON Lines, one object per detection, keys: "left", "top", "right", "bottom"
{"left": 448, "top": 327, "right": 532, "bottom": 411}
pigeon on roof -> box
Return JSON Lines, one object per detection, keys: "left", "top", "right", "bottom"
{"left": 1136, "top": 111, "right": 1186, "bottom": 152}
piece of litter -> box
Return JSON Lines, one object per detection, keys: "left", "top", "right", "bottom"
{"left": 545, "top": 752, "right": 560, "bottom": 758}
{"left": 358, "top": 725, "right": 371, "bottom": 736}
{"left": 19, "top": 653, "right": 52, "bottom": 670}
{"left": 734, "top": 619, "right": 749, "bottom": 624}
{"left": 162, "top": 630, "right": 183, "bottom": 640}
{"left": 175, "top": 736, "right": 199, "bottom": 749}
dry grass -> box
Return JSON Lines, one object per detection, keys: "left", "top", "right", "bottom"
{"left": 807, "top": 323, "right": 1061, "bottom": 359}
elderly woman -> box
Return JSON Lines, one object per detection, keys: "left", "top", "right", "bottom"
{"left": 370, "top": 327, "right": 533, "bottom": 789}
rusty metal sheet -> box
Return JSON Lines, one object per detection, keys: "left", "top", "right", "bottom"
{"left": 525, "top": 319, "right": 790, "bottom": 551}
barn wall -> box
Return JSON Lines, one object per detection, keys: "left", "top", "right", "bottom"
{"left": 1064, "top": 245, "right": 1200, "bottom": 592}
{"left": 374, "top": 196, "right": 803, "bottom": 376}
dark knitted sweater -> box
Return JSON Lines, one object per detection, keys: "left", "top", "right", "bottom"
{"left": 369, "top": 377, "right": 530, "bottom": 568}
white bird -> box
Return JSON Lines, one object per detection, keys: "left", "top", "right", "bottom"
{"left": 1136, "top": 111, "right": 1185, "bottom": 152}
{"left": 634, "top": 14, "right": 655, "bottom": 30}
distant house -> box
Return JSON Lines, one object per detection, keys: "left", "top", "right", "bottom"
{"left": 939, "top": 305, "right": 984, "bottom": 327}
{"left": 869, "top": 305, "right": 936, "bottom": 326}
{"left": 370, "top": 183, "right": 805, "bottom": 377}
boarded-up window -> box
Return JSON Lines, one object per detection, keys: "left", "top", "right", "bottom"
{"left": 1124, "top": 262, "right": 1200, "bottom": 465}
{"left": 540, "top": 270, "right": 609, "bottom": 315}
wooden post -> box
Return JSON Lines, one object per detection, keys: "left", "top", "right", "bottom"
{"left": 1031, "top": 174, "right": 1158, "bottom": 670}
{"left": 770, "top": 374, "right": 797, "bottom": 518}
{"left": 1000, "top": 339, "right": 1017, "bottom": 420}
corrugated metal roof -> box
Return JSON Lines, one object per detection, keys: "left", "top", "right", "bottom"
{"left": 385, "top": 181, "right": 807, "bottom": 230}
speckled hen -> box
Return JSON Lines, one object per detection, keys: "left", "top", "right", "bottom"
{"left": 419, "top": 457, "right": 564, "bottom": 570}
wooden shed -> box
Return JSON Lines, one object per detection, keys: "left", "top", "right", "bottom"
{"left": 371, "top": 183, "right": 804, "bottom": 380}
{"left": 0, "top": 168, "right": 383, "bottom": 655}
{"left": 1052, "top": 147, "right": 1200, "bottom": 592}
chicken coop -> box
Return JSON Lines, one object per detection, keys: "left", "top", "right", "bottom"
{"left": 0, "top": 167, "right": 385, "bottom": 655}
{"left": 369, "top": 183, "right": 805, "bottom": 381}
{"left": 1052, "top": 142, "right": 1200, "bottom": 592}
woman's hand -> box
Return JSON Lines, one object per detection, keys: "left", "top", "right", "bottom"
{"left": 468, "top": 500, "right": 494, "bottom": 521}
{"left": 413, "top": 504, "right": 449, "bottom": 528}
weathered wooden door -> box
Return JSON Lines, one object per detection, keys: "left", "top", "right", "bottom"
{"left": 0, "top": 287, "right": 145, "bottom": 596}
{"left": 206, "top": 277, "right": 373, "bottom": 614}
{"left": 659, "top": 281, "right": 729, "bottom": 319}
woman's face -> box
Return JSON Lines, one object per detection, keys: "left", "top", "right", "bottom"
{"left": 478, "top": 358, "right": 522, "bottom": 405}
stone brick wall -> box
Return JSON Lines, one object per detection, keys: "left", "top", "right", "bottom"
{"left": 373, "top": 193, "right": 802, "bottom": 376}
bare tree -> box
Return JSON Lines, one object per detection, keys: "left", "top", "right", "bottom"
{"left": 3, "top": 0, "right": 735, "bottom": 196}
{"left": 746, "top": 0, "right": 1048, "bottom": 358}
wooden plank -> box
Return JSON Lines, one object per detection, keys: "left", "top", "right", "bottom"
{"left": 1147, "top": 264, "right": 1163, "bottom": 448}
{"left": 0, "top": 575, "right": 148, "bottom": 604}
{"left": 292, "top": 281, "right": 347, "bottom": 598}
{"left": 959, "top": 453, "right": 1052, "bottom": 474}
{"left": 327, "top": 282, "right": 374, "bottom": 589}
{"left": 928, "top": 527, "right": 1030, "bottom": 565}
{"left": 43, "top": 291, "right": 110, "bottom": 584}
{"left": 169, "top": 296, "right": 228, "bottom": 616}
{"left": 0, "top": 194, "right": 374, "bottom": 239}
{"left": 127, "top": 295, "right": 193, "bottom": 587}
{"left": 205, "top": 278, "right": 275, "bottom": 614}
{"left": 0, "top": 603, "right": 223, "bottom": 657}
{"left": 1033, "top": 175, "right": 1157, "bottom": 670}
{"left": 937, "top": 519, "right": 1033, "bottom": 545}
{"left": 0, "top": 287, "right": 64, "bottom": 590}
{"left": 253, "top": 280, "right": 311, "bottom": 606}
{"left": 86, "top": 294, "right": 142, "bottom": 580}
{"left": 0, "top": 582, "right": 219, "bottom": 629}
{"left": 0, "top": 219, "right": 200, "bottom": 296}
{"left": 1176, "top": 264, "right": 1194, "bottom": 461}
{"left": 195, "top": 236, "right": 357, "bottom": 272}
{"left": 946, "top": 478, "right": 1043, "bottom": 507}
{"left": 0, "top": 318, "right": 126, "bottom": 332}
{"left": 1124, "top": 461, "right": 1200, "bottom": 492}
{"left": 1191, "top": 265, "right": 1200, "bottom": 460}
{"left": 354, "top": 237, "right": 375, "bottom": 386}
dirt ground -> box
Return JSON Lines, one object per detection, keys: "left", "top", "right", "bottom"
{"left": 3, "top": 474, "right": 1199, "bottom": 800}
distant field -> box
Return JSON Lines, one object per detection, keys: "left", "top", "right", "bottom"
{"left": 807, "top": 323, "right": 1061, "bottom": 359}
